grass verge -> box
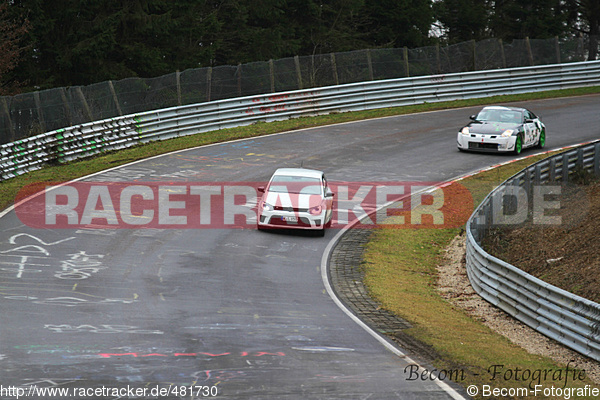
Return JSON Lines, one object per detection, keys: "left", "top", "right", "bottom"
{"left": 362, "top": 151, "right": 599, "bottom": 398}
{"left": 2, "top": 85, "right": 600, "bottom": 211}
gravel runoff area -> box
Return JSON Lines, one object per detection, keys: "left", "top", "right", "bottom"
{"left": 328, "top": 227, "right": 600, "bottom": 384}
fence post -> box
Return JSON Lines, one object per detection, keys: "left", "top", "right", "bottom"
{"left": 75, "top": 87, "right": 93, "bottom": 122}
{"left": 555, "top": 36, "right": 561, "bottom": 64}
{"left": 269, "top": 59, "right": 275, "bottom": 92}
{"left": 33, "top": 91, "right": 46, "bottom": 133}
{"left": 108, "top": 81, "right": 123, "bottom": 116}
{"left": 176, "top": 70, "right": 182, "bottom": 106}
{"left": 1, "top": 97, "right": 15, "bottom": 142}
{"left": 403, "top": 47, "right": 409, "bottom": 77}
{"left": 310, "top": 54, "right": 316, "bottom": 87}
{"left": 206, "top": 67, "right": 212, "bottom": 102}
{"left": 294, "top": 55, "right": 303, "bottom": 90}
{"left": 330, "top": 53, "right": 339, "bottom": 85}
{"left": 499, "top": 39, "right": 507, "bottom": 68}
{"left": 59, "top": 88, "right": 73, "bottom": 126}
{"left": 366, "top": 49, "right": 374, "bottom": 81}
{"left": 237, "top": 63, "right": 242, "bottom": 96}
{"left": 526, "top": 37, "right": 534, "bottom": 66}
{"left": 471, "top": 40, "right": 477, "bottom": 71}
{"left": 436, "top": 43, "right": 441, "bottom": 74}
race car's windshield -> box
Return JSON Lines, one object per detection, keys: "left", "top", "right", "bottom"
{"left": 476, "top": 109, "right": 523, "bottom": 124}
{"left": 268, "top": 176, "right": 322, "bottom": 194}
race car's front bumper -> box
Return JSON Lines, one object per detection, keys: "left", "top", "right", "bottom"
{"left": 457, "top": 132, "right": 517, "bottom": 152}
{"left": 257, "top": 209, "right": 326, "bottom": 230}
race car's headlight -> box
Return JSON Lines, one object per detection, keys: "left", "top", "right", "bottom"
{"left": 261, "top": 201, "right": 274, "bottom": 211}
{"left": 461, "top": 127, "right": 469, "bottom": 135}
{"left": 501, "top": 129, "right": 514, "bottom": 137}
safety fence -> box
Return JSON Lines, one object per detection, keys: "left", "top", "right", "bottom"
{"left": 2, "top": 60, "right": 600, "bottom": 182}
{"left": 0, "top": 36, "right": 591, "bottom": 144}
{"left": 466, "top": 141, "right": 600, "bottom": 362}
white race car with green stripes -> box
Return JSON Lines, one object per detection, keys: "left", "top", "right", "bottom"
{"left": 457, "top": 106, "right": 546, "bottom": 154}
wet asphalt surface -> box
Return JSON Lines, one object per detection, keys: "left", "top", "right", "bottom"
{"left": 0, "top": 94, "right": 598, "bottom": 399}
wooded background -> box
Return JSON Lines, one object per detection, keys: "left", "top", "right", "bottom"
{"left": 1, "top": 0, "right": 598, "bottom": 95}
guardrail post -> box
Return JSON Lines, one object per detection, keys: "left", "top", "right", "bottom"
{"left": 524, "top": 168, "right": 532, "bottom": 200}
{"left": 577, "top": 148, "right": 585, "bottom": 169}
{"left": 562, "top": 153, "right": 570, "bottom": 182}
{"left": 534, "top": 164, "right": 542, "bottom": 185}
{"left": 549, "top": 158, "right": 556, "bottom": 182}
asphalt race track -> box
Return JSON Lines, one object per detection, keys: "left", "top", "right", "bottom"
{"left": 0, "top": 94, "right": 599, "bottom": 399}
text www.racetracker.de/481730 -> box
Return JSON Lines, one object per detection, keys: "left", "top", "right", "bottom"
{"left": 0, "top": 384, "right": 219, "bottom": 399}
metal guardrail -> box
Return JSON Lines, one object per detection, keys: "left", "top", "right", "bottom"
{"left": 2, "top": 60, "right": 599, "bottom": 181}
{"left": 466, "top": 141, "right": 600, "bottom": 362}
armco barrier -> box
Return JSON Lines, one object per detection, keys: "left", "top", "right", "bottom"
{"left": 466, "top": 141, "right": 600, "bottom": 362}
{"left": 2, "top": 60, "right": 600, "bottom": 181}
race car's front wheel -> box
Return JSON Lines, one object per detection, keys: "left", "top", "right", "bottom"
{"left": 536, "top": 129, "right": 546, "bottom": 149}
{"left": 513, "top": 135, "right": 523, "bottom": 155}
